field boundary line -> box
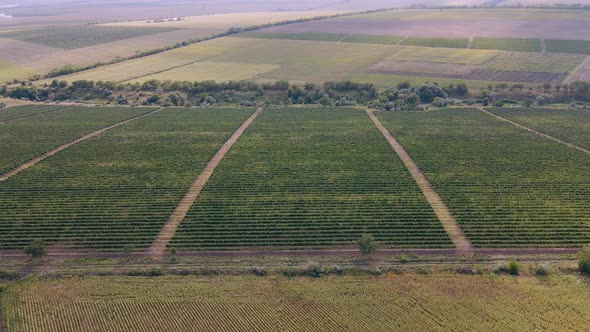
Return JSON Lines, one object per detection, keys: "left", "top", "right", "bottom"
{"left": 397, "top": 36, "right": 408, "bottom": 45}
{"left": 366, "top": 109, "right": 475, "bottom": 255}
{"left": 540, "top": 38, "right": 546, "bottom": 53}
{"left": 467, "top": 34, "right": 475, "bottom": 49}
{"left": 0, "top": 107, "right": 162, "bottom": 182}
{"left": 0, "top": 106, "right": 67, "bottom": 125}
{"left": 478, "top": 107, "right": 590, "bottom": 155}
{"left": 147, "top": 107, "right": 264, "bottom": 258}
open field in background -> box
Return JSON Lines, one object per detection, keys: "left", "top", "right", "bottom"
{"left": 377, "top": 108, "right": 590, "bottom": 248}
{"left": 339, "top": 8, "right": 590, "bottom": 20}
{"left": 172, "top": 108, "right": 451, "bottom": 250}
{"left": 0, "top": 108, "right": 254, "bottom": 251}
{"left": 490, "top": 108, "right": 590, "bottom": 149}
{"left": 0, "top": 26, "right": 179, "bottom": 49}
{"left": 545, "top": 39, "right": 590, "bottom": 55}
{"left": 101, "top": 11, "right": 351, "bottom": 30}
{"left": 400, "top": 37, "right": 468, "bottom": 48}
{"left": 0, "top": 60, "right": 36, "bottom": 83}
{"left": 471, "top": 37, "right": 541, "bottom": 52}
{"left": 3, "top": 275, "right": 590, "bottom": 331}
{"left": 130, "top": 62, "right": 278, "bottom": 83}
{"left": 0, "top": 106, "right": 152, "bottom": 175}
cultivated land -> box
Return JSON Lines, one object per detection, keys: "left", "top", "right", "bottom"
{"left": 172, "top": 107, "right": 452, "bottom": 250}
{"left": 377, "top": 108, "right": 590, "bottom": 248}
{"left": 471, "top": 37, "right": 541, "bottom": 52}
{"left": 0, "top": 104, "right": 62, "bottom": 122}
{"left": 0, "top": 107, "right": 254, "bottom": 250}
{"left": 3, "top": 275, "right": 590, "bottom": 331}
{"left": 0, "top": 106, "right": 152, "bottom": 175}
{"left": 490, "top": 108, "right": 590, "bottom": 149}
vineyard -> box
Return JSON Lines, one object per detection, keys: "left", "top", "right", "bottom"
{"left": 172, "top": 107, "right": 452, "bottom": 250}
{"left": 471, "top": 38, "right": 541, "bottom": 52}
{"left": 377, "top": 108, "right": 590, "bottom": 248}
{"left": 0, "top": 108, "right": 254, "bottom": 250}
{"left": 400, "top": 37, "right": 469, "bottom": 49}
{"left": 489, "top": 108, "right": 590, "bottom": 149}
{"left": 0, "top": 106, "right": 153, "bottom": 175}
{"left": 3, "top": 275, "right": 590, "bottom": 331}
{"left": 0, "top": 105, "right": 62, "bottom": 122}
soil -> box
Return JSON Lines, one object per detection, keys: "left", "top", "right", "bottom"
{"left": 147, "top": 107, "right": 264, "bottom": 258}
{"left": 366, "top": 109, "right": 475, "bottom": 256}
{"left": 0, "top": 107, "right": 162, "bottom": 182}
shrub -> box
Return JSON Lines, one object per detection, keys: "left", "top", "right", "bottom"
{"left": 579, "top": 245, "right": 590, "bottom": 275}
{"left": 330, "top": 265, "right": 344, "bottom": 276}
{"left": 358, "top": 234, "right": 378, "bottom": 255}
{"left": 305, "top": 261, "right": 322, "bottom": 278}
{"left": 534, "top": 263, "right": 551, "bottom": 276}
{"left": 250, "top": 266, "right": 268, "bottom": 277}
{"left": 0, "top": 270, "right": 21, "bottom": 280}
{"left": 506, "top": 259, "right": 520, "bottom": 275}
{"left": 24, "top": 239, "right": 47, "bottom": 258}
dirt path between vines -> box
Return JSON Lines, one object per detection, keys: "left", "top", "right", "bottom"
{"left": 479, "top": 107, "right": 590, "bottom": 155}
{"left": 0, "top": 108, "right": 162, "bottom": 182}
{"left": 147, "top": 107, "right": 264, "bottom": 258}
{"left": 366, "top": 110, "right": 475, "bottom": 255}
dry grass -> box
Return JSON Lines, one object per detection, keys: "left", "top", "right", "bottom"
{"left": 3, "top": 275, "right": 590, "bottom": 331}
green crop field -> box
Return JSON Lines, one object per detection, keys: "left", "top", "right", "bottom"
{"left": 341, "top": 34, "right": 404, "bottom": 45}
{"left": 400, "top": 37, "right": 469, "bottom": 49}
{"left": 172, "top": 107, "right": 452, "bottom": 249}
{"left": 472, "top": 38, "right": 541, "bottom": 52}
{"left": 0, "top": 108, "right": 254, "bottom": 250}
{"left": 0, "top": 105, "right": 62, "bottom": 122}
{"left": 377, "top": 108, "right": 590, "bottom": 248}
{"left": 490, "top": 108, "right": 590, "bottom": 149}
{"left": 3, "top": 275, "right": 590, "bottom": 331}
{"left": 387, "top": 47, "right": 499, "bottom": 64}
{"left": 0, "top": 26, "right": 179, "bottom": 49}
{"left": 0, "top": 106, "right": 152, "bottom": 175}
{"left": 545, "top": 39, "right": 590, "bottom": 55}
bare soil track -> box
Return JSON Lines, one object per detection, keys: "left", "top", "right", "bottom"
{"left": 147, "top": 107, "right": 264, "bottom": 258}
{"left": 366, "top": 109, "right": 475, "bottom": 255}
{"left": 480, "top": 107, "right": 590, "bottom": 155}
{"left": 0, "top": 108, "right": 162, "bottom": 182}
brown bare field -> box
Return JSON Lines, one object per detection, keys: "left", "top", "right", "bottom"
{"left": 261, "top": 18, "right": 590, "bottom": 40}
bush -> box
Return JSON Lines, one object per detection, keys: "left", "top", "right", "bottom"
{"left": 0, "top": 270, "right": 21, "bottom": 280}
{"left": 534, "top": 263, "right": 551, "bottom": 276}
{"left": 250, "top": 266, "right": 268, "bottom": 277}
{"left": 24, "top": 239, "right": 47, "bottom": 258}
{"left": 330, "top": 265, "right": 344, "bottom": 276}
{"left": 0, "top": 102, "right": 6, "bottom": 108}
{"left": 305, "top": 261, "right": 322, "bottom": 278}
{"left": 358, "top": 234, "right": 378, "bottom": 255}
{"left": 506, "top": 259, "right": 520, "bottom": 275}
{"left": 579, "top": 245, "right": 590, "bottom": 275}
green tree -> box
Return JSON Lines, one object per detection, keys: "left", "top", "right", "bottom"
{"left": 358, "top": 234, "right": 378, "bottom": 255}
{"left": 579, "top": 245, "right": 590, "bottom": 275}
{"left": 24, "top": 239, "right": 47, "bottom": 258}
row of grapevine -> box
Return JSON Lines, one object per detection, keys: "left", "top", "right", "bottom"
{"left": 172, "top": 107, "right": 453, "bottom": 249}
{"left": 377, "top": 108, "right": 590, "bottom": 248}
{"left": 490, "top": 107, "right": 590, "bottom": 149}
{"left": 3, "top": 275, "right": 590, "bottom": 331}
{"left": 0, "top": 108, "right": 254, "bottom": 250}
{"left": 0, "top": 106, "right": 153, "bottom": 174}
{"left": 0, "top": 105, "right": 63, "bottom": 122}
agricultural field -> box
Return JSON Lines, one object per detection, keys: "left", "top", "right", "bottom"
{"left": 377, "top": 108, "right": 590, "bottom": 248}
{"left": 172, "top": 108, "right": 452, "bottom": 249}
{"left": 0, "top": 104, "right": 62, "bottom": 122}
{"left": 400, "top": 37, "right": 468, "bottom": 49}
{"left": 0, "top": 60, "right": 36, "bottom": 83}
{"left": 545, "top": 39, "right": 590, "bottom": 55}
{"left": 3, "top": 275, "right": 590, "bottom": 331}
{"left": 129, "top": 62, "right": 278, "bottom": 83}
{"left": 0, "top": 107, "right": 254, "bottom": 250}
{"left": 490, "top": 108, "right": 590, "bottom": 149}
{"left": 238, "top": 31, "right": 404, "bottom": 45}
{"left": 471, "top": 38, "right": 541, "bottom": 52}
{"left": 0, "top": 106, "right": 152, "bottom": 175}
{"left": 0, "top": 26, "right": 179, "bottom": 49}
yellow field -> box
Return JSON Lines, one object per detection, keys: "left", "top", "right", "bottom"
{"left": 102, "top": 11, "right": 349, "bottom": 30}
{"left": 129, "top": 61, "right": 278, "bottom": 83}
{"left": 0, "top": 60, "right": 37, "bottom": 82}
{"left": 388, "top": 46, "right": 500, "bottom": 64}
{"left": 2, "top": 275, "right": 589, "bottom": 331}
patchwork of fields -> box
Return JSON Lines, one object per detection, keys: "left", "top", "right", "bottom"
{"left": 172, "top": 108, "right": 452, "bottom": 249}
{"left": 3, "top": 275, "right": 590, "bottom": 331}
{"left": 0, "top": 107, "right": 254, "bottom": 250}
{"left": 377, "top": 108, "right": 590, "bottom": 248}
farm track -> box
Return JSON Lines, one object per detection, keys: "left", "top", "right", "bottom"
{"left": 147, "top": 107, "right": 264, "bottom": 257}
{"left": 540, "top": 39, "right": 547, "bottom": 53}
{"left": 467, "top": 34, "right": 475, "bottom": 49}
{"left": 366, "top": 110, "right": 475, "bottom": 255}
{"left": 0, "top": 106, "right": 66, "bottom": 124}
{"left": 479, "top": 107, "right": 590, "bottom": 155}
{"left": 0, "top": 108, "right": 163, "bottom": 182}
{"left": 564, "top": 56, "right": 589, "bottom": 84}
